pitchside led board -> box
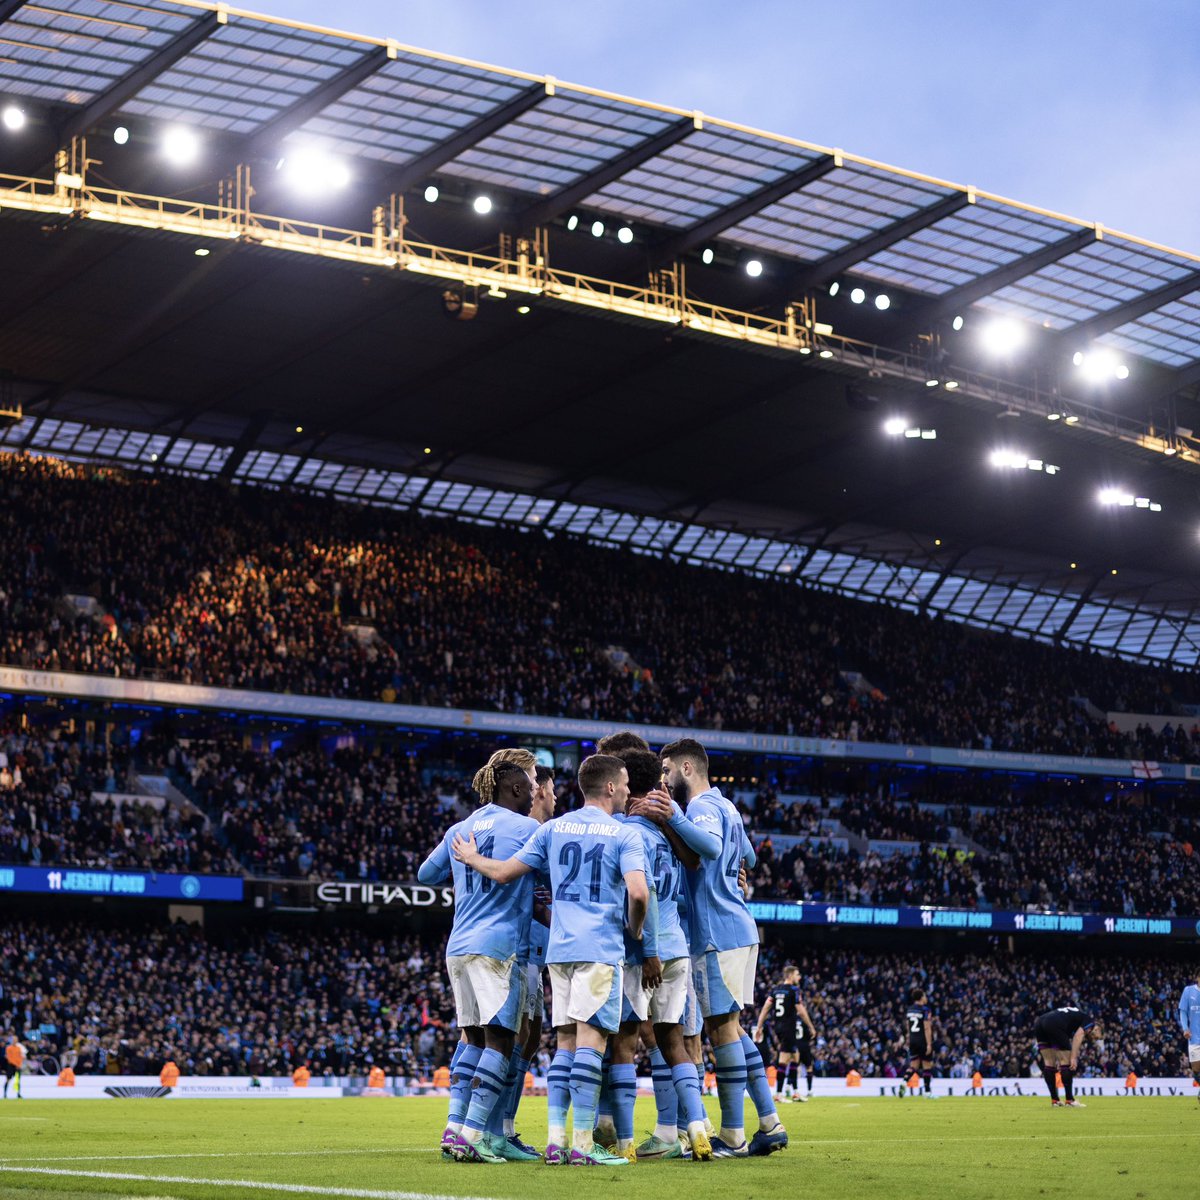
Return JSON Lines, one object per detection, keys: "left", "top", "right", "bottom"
{"left": 746, "top": 901, "right": 1200, "bottom": 938}
{"left": 0, "top": 865, "right": 243, "bottom": 902}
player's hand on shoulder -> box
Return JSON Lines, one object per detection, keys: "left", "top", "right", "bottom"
{"left": 451, "top": 831, "right": 478, "bottom": 863}
{"left": 628, "top": 793, "right": 672, "bottom": 826}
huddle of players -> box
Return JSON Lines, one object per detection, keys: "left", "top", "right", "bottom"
{"left": 419, "top": 732, "right": 789, "bottom": 1166}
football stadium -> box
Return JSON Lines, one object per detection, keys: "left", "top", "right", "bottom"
{"left": 0, "top": 1, "right": 1198, "bottom": 1197}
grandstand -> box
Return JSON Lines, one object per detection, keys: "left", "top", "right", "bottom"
{"left": 0, "top": 1, "right": 1197, "bottom": 1196}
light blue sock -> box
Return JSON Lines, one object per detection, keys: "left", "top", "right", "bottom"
{"left": 547, "top": 1049, "right": 575, "bottom": 1136}
{"left": 503, "top": 1053, "right": 531, "bottom": 1128}
{"left": 650, "top": 1048, "right": 675, "bottom": 1132}
{"left": 672, "top": 1060, "right": 706, "bottom": 1126}
{"left": 463, "top": 1047, "right": 509, "bottom": 1134}
{"left": 570, "top": 1047, "right": 605, "bottom": 1146}
{"left": 714, "top": 1040, "right": 748, "bottom": 1136}
{"left": 485, "top": 1055, "right": 514, "bottom": 1137}
{"left": 740, "top": 1034, "right": 778, "bottom": 1123}
{"left": 610, "top": 1062, "right": 637, "bottom": 1144}
{"left": 448, "top": 1043, "right": 481, "bottom": 1128}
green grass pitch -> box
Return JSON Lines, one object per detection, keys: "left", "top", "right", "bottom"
{"left": 0, "top": 1095, "right": 1195, "bottom": 1200}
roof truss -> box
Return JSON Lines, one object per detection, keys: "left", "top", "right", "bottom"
{"left": 1065, "top": 267, "right": 1200, "bottom": 344}
{"left": 60, "top": 9, "right": 227, "bottom": 145}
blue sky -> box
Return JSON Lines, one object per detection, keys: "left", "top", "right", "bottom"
{"left": 264, "top": 0, "right": 1198, "bottom": 253}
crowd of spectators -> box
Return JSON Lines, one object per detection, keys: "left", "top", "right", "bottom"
{"left": 0, "top": 919, "right": 459, "bottom": 1079}
{"left": 754, "top": 944, "right": 1190, "bottom": 1079}
{"left": 3, "top": 452, "right": 1200, "bottom": 760}
{"left": 0, "top": 725, "right": 235, "bottom": 874}
{"left": 745, "top": 785, "right": 1199, "bottom": 916}
{"left": 1, "top": 919, "right": 1190, "bottom": 1081}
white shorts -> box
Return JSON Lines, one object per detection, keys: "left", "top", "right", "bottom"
{"left": 647, "top": 956, "right": 690, "bottom": 1026}
{"left": 549, "top": 961, "right": 622, "bottom": 1033}
{"left": 447, "top": 953, "right": 525, "bottom": 1031}
{"left": 1189, "top": 1042, "right": 1200, "bottom": 1065}
{"left": 621, "top": 962, "right": 650, "bottom": 1024}
{"left": 682, "top": 959, "right": 702, "bottom": 1037}
{"left": 693, "top": 945, "right": 758, "bottom": 1018}
{"left": 525, "top": 962, "right": 546, "bottom": 1022}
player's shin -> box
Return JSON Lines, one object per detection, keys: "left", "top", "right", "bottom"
{"left": 610, "top": 1062, "right": 638, "bottom": 1153}
{"left": 462, "top": 1048, "right": 510, "bottom": 1144}
{"left": 447, "top": 1043, "right": 483, "bottom": 1134}
{"left": 502, "top": 1052, "right": 531, "bottom": 1137}
{"left": 547, "top": 1048, "right": 575, "bottom": 1147}
{"left": 570, "top": 1046, "right": 606, "bottom": 1152}
{"left": 1041, "top": 1064, "right": 1060, "bottom": 1102}
{"left": 713, "top": 1040, "right": 748, "bottom": 1145}
{"left": 1060, "top": 1066, "right": 1075, "bottom": 1103}
{"left": 740, "top": 1033, "right": 780, "bottom": 1128}
{"left": 650, "top": 1049, "right": 677, "bottom": 1141}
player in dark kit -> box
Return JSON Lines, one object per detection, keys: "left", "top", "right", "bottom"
{"left": 1034, "top": 1005, "right": 1099, "bottom": 1107}
{"left": 902, "top": 987, "right": 936, "bottom": 1098}
{"left": 753, "top": 965, "right": 816, "bottom": 1102}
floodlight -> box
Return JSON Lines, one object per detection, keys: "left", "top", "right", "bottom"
{"left": 280, "top": 148, "right": 350, "bottom": 194}
{"left": 980, "top": 317, "right": 1026, "bottom": 355}
{"left": 818, "top": 349, "right": 833, "bottom": 358}
{"left": 566, "top": 214, "right": 579, "bottom": 231}
{"left": 473, "top": 195, "right": 493, "bottom": 215}
{"left": 920, "top": 429, "right": 936, "bottom": 439}
{"left": 874, "top": 293, "right": 891, "bottom": 311}
{"left": 925, "top": 379, "right": 939, "bottom": 388}
{"left": 1073, "top": 347, "right": 1127, "bottom": 383}
{"left": 162, "top": 126, "right": 199, "bottom": 166}
{"left": 194, "top": 248, "right": 210, "bottom": 257}
{"left": 2, "top": 105, "right": 25, "bottom": 132}
{"left": 424, "top": 184, "right": 439, "bottom": 203}
{"left": 516, "top": 305, "right": 530, "bottom": 315}
{"left": 944, "top": 381, "right": 959, "bottom": 390}
{"left": 883, "top": 417, "right": 907, "bottom": 436}
{"left": 113, "top": 126, "right": 130, "bottom": 146}
{"left": 617, "top": 226, "right": 634, "bottom": 244}
{"left": 951, "top": 315, "right": 964, "bottom": 331}
{"left": 745, "top": 259, "right": 763, "bottom": 277}
{"left": 1098, "top": 487, "right": 1131, "bottom": 506}
{"left": 828, "top": 281, "right": 840, "bottom": 297}
{"left": 591, "top": 219, "right": 605, "bottom": 237}
{"left": 701, "top": 247, "right": 715, "bottom": 265}
{"left": 850, "top": 287, "right": 866, "bottom": 304}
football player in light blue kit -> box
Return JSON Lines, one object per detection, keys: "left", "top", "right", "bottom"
{"left": 418, "top": 757, "right": 538, "bottom": 1163}
{"left": 613, "top": 747, "right": 713, "bottom": 1163}
{"left": 661, "top": 737, "right": 788, "bottom": 1158}
{"left": 1180, "top": 968, "right": 1200, "bottom": 1103}
{"left": 454, "top": 754, "right": 648, "bottom": 1167}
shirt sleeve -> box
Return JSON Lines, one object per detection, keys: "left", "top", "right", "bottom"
{"left": 417, "top": 832, "right": 452, "bottom": 884}
{"left": 515, "top": 822, "right": 550, "bottom": 873}
{"left": 619, "top": 824, "right": 646, "bottom": 877}
{"left": 680, "top": 797, "right": 724, "bottom": 860}
{"left": 1180, "top": 991, "right": 1189, "bottom": 1033}
{"left": 669, "top": 800, "right": 722, "bottom": 859}
{"left": 641, "top": 880, "right": 660, "bottom": 959}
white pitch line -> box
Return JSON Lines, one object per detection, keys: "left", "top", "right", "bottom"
{"left": 0, "top": 1149, "right": 430, "bottom": 1164}
{"left": 0, "top": 1166, "right": 493, "bottom": 1200}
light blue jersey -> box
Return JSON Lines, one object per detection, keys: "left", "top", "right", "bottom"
{"left": 1180, "top": 983, "right": 1200, "bottom": 1041}
{"left": 623, "top": 816, "right": 689, "bottom": 964}
{"left": 527, "top": 914, "right": 551, "bottom": 968}
{"left": 515, "top": 806, "right": 645, "bottom": 966}
{"left": 681, "top": 787, "right": 758, "bottom": 955}
{"left": 418, "top": 803, "right": 538, "bottom": 961}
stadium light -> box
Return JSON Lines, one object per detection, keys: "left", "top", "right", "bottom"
{"left": 883, "top": 417, "right": 907, "bottom": 436}
{"left": 701, "top": 247, "right": 715, "bottom": 265}
{"left": 162, "top": 126, "right": 199, "bottom": 166}
{"left": 980, "top": 317, "right": 1026, "bottom": 356}
{"left": 591, "top": 219, "right": 605, "bottom": 237}
{"left": 745, "top": 258, "right": 764, "bottom": 277}
{"left": 193, "top": 248, "right": 209, "bottom": 257}
{"left": 113, "top": 126, "right": 130, "bottom": 146}
{"left": 850, "top": 287, "right": 866, "bottom": 304}
{"left": 566, "top": 214, "right": 579, "bottom": 231}
{"left": 516, "top": 305, "right": 530, "bottom": 315}
{"left": 279, "top": 148, "right": 351, "bottom": 195}
{"left": 1098, "top": 487, "right": 1161, "bottom": 511}
{"left": 874, "top": 293, "right": 891, "bottom": 311}
{"left": 924, "top": 379, "right": 939, "bottom": 388}
{"left": 951, "top": 315, "right": 964, "bottom": 331}
{"left": 473, "top": 195, "right": 493, "bottom": 215}
{"left": 423, "top": 184, "right": 439, "bottom": 203}
{"left": 828, "top": 281, "right": 840, "bottom": 296}
{"left": 1073, "top": 348, "right": 1128, "bottom": 383}
{"left": 2, "top": 105, "right": 25, "bottom": 132}
{"left": 617, "top": 226, "right": 634, "bottom": 244}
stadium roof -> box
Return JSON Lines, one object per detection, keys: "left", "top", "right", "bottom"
{"left": 2, "top": 0, "right": 1200, "bottom": 665}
